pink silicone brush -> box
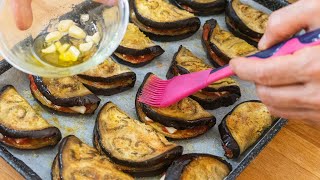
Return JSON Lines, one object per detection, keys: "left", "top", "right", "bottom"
{"left": 138, "top": 29, "right": 320, "bottom": 107}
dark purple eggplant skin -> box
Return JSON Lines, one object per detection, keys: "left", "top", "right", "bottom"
{"left": 112, "top": 47, "right": 164, "bottom": 67}
{"left": 56, "top": 135, "right": 72, "bottom": 180}
{"left": 32, "top": 76, "right": 101, "bottom": 107}
{"left": 130, "top": 11, "right": 200, "bottom": 42}
{"left": 166, "top": 46, "right": 241, "bottom": 110}
{"left": 170, "top": 0, "right": 226, "bottom": 16}
{"left": 164, "top": 153, "right": 232, "bottom": 180}
{"left": 30, "top": 87, "right": 98, "bottom": 116}
{"left": 226, "top": 0, "right": 264, "bottom": 39}
{"left": 167, "top": 45, "right": 241, "bottom": 93}
{"left": 219, "top": 100, "right": 264, "bottom": 159}
{"left": 79, "top": 77, "right": 136, "bottom": 96}
{"left": 141, "top": 104, "right": 216, "bottom": 130}
{"left": 132, "top": 0, "right": 201, "bottom": 30}
{"left": 136, "top": 73, "right": 216, "bottom": 130}
{"left": 226, "top": 17, "right": 259, "bottom": 47}
{"left": 141, "top": 30, "right": 200, "bottom": 42}
{"left": 225, "top": 0, "right": 264, "bottom": 46}
{"left": 93, "top": 102, "right": 183, "bottom": 173}
{"left": 111, "top": 54, "right": 155, "bottom": 67}
{"left": 0, "top": 85, "right": 62, "bottom": 140}
{"left": 116, "top": 45, "right": 164, "bottom": 57}
{"left": 202, "top": 19, "right": 230, "bottom": 67}
{"left": 78, "top": 71, "right": 136, "bottom": 83}
{"left": 189, "top": 93, "right": 240, "bottom": 110}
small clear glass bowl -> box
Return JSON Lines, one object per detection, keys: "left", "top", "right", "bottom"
{"left": 0, "top": 0, "right": 129, "bottom": 77}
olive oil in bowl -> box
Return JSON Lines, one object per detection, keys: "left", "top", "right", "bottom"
{"left": 33, "top": 15, "right": 102, "bottom": 67}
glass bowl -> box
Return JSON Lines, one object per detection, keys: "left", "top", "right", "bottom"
{"left": 0, "top": 0, "right": 129, "bottom": 77}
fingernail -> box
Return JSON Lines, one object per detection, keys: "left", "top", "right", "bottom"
{"left": 229, "top": 59, "right": 239, "bottom": 73}
{"left": 258, "top": 35, "right": 268, "bottom": 50}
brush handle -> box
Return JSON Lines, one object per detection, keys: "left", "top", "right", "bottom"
{"left": 207, "top": 28, "right": 320, "bottom": 84}
{"left": 249, "top": 28, "right": 320, "bottom": 59}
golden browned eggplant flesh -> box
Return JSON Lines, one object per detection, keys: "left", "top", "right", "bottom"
{"left": 167, "top": 45, "right": 241, "bottom": 109}
{"left": 52, "top": 135, "right": 133, "bottom": 180}
{"left": 164, "top": 153, "right": 232, "bottom": 180}
{"left": 202, "top": 19, "right": 257, "bottom": 67}
{"left": 136, "top": 73, "right": 216, "bottom": 139}
{"left": 0, "top": 85, "right": 61, "bottom": 150}
{"left": 93, "top": 102, "right": 183, "bottom": 177}
{"left": 219, "top": 101, "right": 279, "bottom": 159}
{"left": 226, "top": 0, "right": 269, "bottom": 46}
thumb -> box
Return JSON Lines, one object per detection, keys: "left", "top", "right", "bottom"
{"left": 258, "top": 0, "right": 320, "bottom": 50}
{"left": 11, "top": 0, "right": 33, "bottom": 30}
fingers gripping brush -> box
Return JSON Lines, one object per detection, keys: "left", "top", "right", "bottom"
{"left": 138, "top": 29, "right": 320, "bottom": 107}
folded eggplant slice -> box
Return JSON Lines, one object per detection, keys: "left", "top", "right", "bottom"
{"left": 219, "top": 100, "right": 279, "bottom": 159}
{"left": 170, "top": 0, "right": 226, "bottom": 16}
{"left": 0, "top": 85, "right": 61, "bottom": 150}
{"left": 131, "top": 0, "right": 201, "bottom": 41}
{"left": 164, "top": 153, "right": 232, "bottom": 180}
{"left": 167, "top": 45, "right": 241, "bottom": 109}
{"left": 93, "top": 102, "right": 183, "bottom": 177}
{"left": 202, "top": 19, "right": 257, "bottom": 67}
{"left": 77, "top": 58, "right": 136, "bottom": 95}
{"left": 226, "top": 0, "right": 269, "bottom": 46}
{"left": 52, "top": 135, "right": 133, "bottom": 180}
{"left": 113, "top": 23, "right": 164, "bottom": 67}
{"left": 136, "top": 73, "right": 216, "bottom": 139}
{"left": 29, "top": 75, "right": 100, "bottom": 114}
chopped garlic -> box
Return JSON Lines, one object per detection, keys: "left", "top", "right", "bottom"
{"left": 59, "top": 46, "right": 80, "bottom": 61}
{"left": 80, "top": 14, "right": 90, "bottom": 23}
{"left": 69, "top": 25, "right": 86, "bottom": 39}
{"left": 41, "top": 44, "right": 56, "bottom": 54}
{"left": 57, "top": 44, "right": 71, "bottom": 54}
{"left": 145, "top": 116, "right": 153, "bottom": 122}
{"left": 86, "top": 32, "right": 100, "bottom": 44}
{"left": 58, "top": 20, "right": 74, "bottom": 32}
{"left": 45, "top": 31, "right": 63, "bottom": 43}
{"left": 79, "top": 42, "right": 93, "bottom": 52}
{"left": 0, "top": 133, "right": 3, "bottom": 139}
{"left": 69, "top": 106, "right": 86, "bottom": 114}
{"left": 54, "top": 41, "right": 62, "bottom": 49}
{"left": 165, "top": 127, "right": 177, "bottom": 134}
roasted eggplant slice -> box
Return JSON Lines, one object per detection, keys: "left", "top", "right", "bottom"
{"left": 0, "top": 85, "right": 61, "bottom": 150}
{"left": 29, "top": 75, "right": 100, "bottom": 114}
{"left": 164, "top": 153, "right": 232, "bottom": 180}
{"left": 93, "top": 102, "right": 183, "bottom": 177}
{"left": 113, "top": 23, "right": 164, "bottom": 67}
{"left": 170, "top": 0, "right": 226, "bottom": 16}
{"left": 202, "top": 19, "right": 257, "bottom": 67}
{"left": 77, "top": 58, "right": 136, "bottom": 95}
{"left": 226, "top": 0, "right": 269, "bottom": 46}
{"left": 52, "top": 135, "right": 133, "bottom": 180}
{"left": 130, "top": 0, "right": 201, "bottom": 41}
{"left": 167, "top": 46, "right": 241, "bottom": 109}
{"left": 219, "top": 100, "right": 279, "bottom": 159}
{"left": 136, "top": 73, "right": 216, "bottom": 139}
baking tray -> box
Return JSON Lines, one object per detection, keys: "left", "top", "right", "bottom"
{"left": 0, "top": 0, "right": 288, "bottom": 179}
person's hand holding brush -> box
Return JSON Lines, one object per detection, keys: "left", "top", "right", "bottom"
{"left": 230, "top": 0, "right": 320, "bottom": 124}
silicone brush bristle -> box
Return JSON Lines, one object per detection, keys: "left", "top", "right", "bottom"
{"left": 138, "top": 75, "right": 169, "bottom": 106}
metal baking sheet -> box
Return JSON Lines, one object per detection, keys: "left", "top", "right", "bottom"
{"left": 0, "top": 0, "right": 287, "bottom": 179}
